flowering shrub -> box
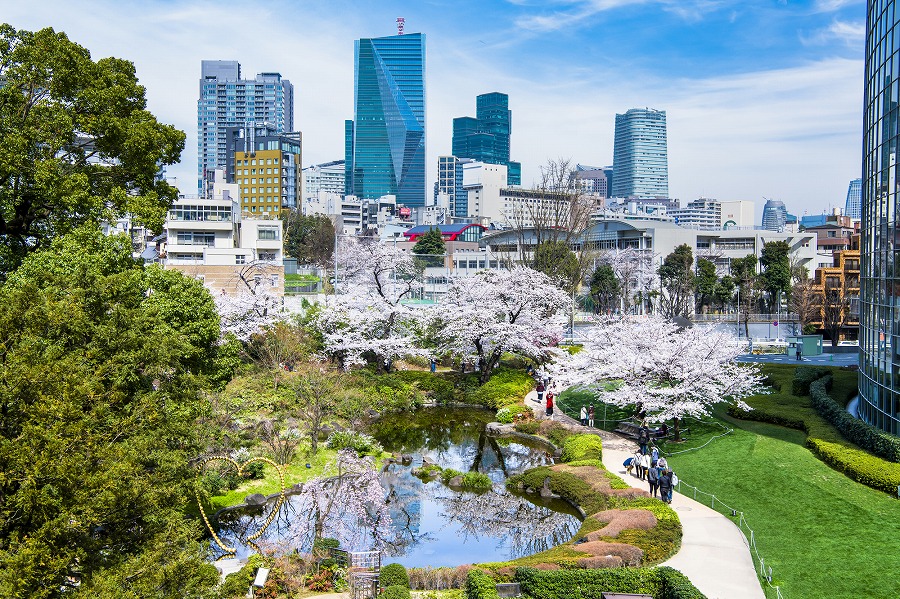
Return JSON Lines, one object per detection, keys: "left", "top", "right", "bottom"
{"left": 326, "top": 430, "right": 384, "bottom": 456}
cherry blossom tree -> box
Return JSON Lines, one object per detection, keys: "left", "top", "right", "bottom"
{"left": 316, "top": 238, "right": 427, "bottom": 369}
{"left": 213, "top": 260, "right": 282, "bottom": 341}
{"left": 432, "top": 267, "right": 571, "bottom": 383}
{"left": 598, "top": 249, "right": 658, "bottom": 314}
{"left": 548, "top": 315, "right": 764, "bottom": 440}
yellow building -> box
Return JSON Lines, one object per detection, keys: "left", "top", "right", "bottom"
{"left": 227, "top": 126, "right": 301, "bottom": 217}
{"left": 810, "top": 234, "right": 859, "bottom": 342}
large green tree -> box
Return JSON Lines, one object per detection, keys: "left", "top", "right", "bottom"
{"left": 0, "top": 25, "right": 185, "bottom": 276}
{"left": 759, "top": 240, "right": 792, "bottom": 310}
{"left": 695, "top": 258, "right": 718, "bottom": 313}
{"left": 589, "top": 263, "right": 619, "bottom": 314}
{"left": 731, "top": 254, "right": 760, "bottom": 338}
{"left": 0, "top": 229, "right": 220, "bottom": 598}
{"left": 284, "top": 210, "right": 336, "bottom": 266}
{"left": 411, "top": 226, "right": 446, "bottom": 267}
{"left": 658, "top": 244, "right": 695, "bottom": 318}
{"left": 533, "top": 239, "right": 580, "bottom": 292}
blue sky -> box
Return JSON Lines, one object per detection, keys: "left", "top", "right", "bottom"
{"left": 2, "top": 0, "right": 866, "bottom": 218}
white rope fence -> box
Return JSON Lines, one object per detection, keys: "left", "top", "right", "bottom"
{"left": 673, "top": 477, "right": 785, "bottom": 599}
{"left": 662, "top": 418, "right": 733, "bottom": 456}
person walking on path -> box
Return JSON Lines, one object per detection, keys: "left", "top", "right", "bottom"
{"left": 795, "top": 344, "right": 802, "bottom": 361}
{"left": 650, "top": 444, "right": 660, "bottom": 466}
{"left": 536, "top": 380, "right": 545, "bottom": 403}
{"left": 545, "top": 390, "right": 554, "bottom": 418}
{"left": 638, "top": 426, "right": 651, "bottom": 455}
{"left": 658, "top": 456, "right": 668, "bottom": 469}
{"left": 580, "top": 405, "right": 587, "bottom": 426}
{"left": 658, "top": 469, "right": 673, "bottom": 504}
{"left": 588, "top": 404, "right": 595, "bottom": 427}
{"left": 633, "top": 450, "right": 644, "bottom": 479}
{"left": 639, "top": 451, "right": 650, "bottom": 481}
{"left": 647, "top": 461, "right": 660, "bottom": 497}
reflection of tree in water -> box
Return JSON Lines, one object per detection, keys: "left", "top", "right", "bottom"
{"left": 379, "top": 462, "right": 436, "bottom": 557}
{"left": 434, "top": 490, "right": 580, "bottom": 559}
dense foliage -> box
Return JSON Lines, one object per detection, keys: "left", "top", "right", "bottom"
{"left": 514, "top": 566, "right": 706, "bottom": 599}
{"left": 283, "top": 210, "right": 336, "bottom": 266}
{"left": 411, "top": 227, "right": 446, "bottom": 267}
{"left": 380, "top": 563, "right": 411, "bottom": 588}
{"left": 464, "top": 569, "right": 500, "bottom": 599}
{"left": 0, "top": 229, "right": 220, "bottom": 598}
{"left": 0, "top": 25, "right": 185, "bottom": 276}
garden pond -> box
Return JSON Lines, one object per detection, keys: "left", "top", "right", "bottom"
{"left": 214, "top": 408, "right": 581, "bottom": 567}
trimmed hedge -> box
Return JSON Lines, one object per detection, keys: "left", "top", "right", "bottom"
{"left": 380, "top": 563, "right": 410, "bottom": 588}
{"left": 810, "top": 377, "right": 900, "bottom": 463}
{"left": 381, "top": 585, "right": 412, "bottom": 599}
{"left": 792, "top": 366, "right": 831, "bottom": 396}
{"left": 561, "top": 434, "right": 603, "bottom": 462}
{"left": 514, "top": 566, "right": 706, "bottom": 599}
{"left": 807, "top": 438, "right": 900, "bottom": 495}
{"left": 465, "top": 569, "right": 500, "bottom": 599}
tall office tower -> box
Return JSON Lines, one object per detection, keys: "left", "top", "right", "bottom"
{"left": 452, "top": 92, "right": 522, "bottom": 186}
{"left": 198, "top": 61, "right": 294, "bottom": 195}
{"left": 845, "top": 178, "right": 862, "bottom": 219}
{"left": 860, "top": 2, "right": 900, "bottom": 435}
{"left": 345, "top": 33, "right": 426, "bottom": 207}
{"left": 611, "top": 108, "right": 668, "bottom": 198}
{"left": 435, "top": 156, "right": 470, "bottom": 217}
{"left": 761, "top": 199, "right": 788, "bottom": 231}
{"left": 226, "top": 124, "right": 302, "bottom": 214}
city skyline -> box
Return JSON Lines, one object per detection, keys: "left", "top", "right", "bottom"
{"left": 3, "top": 0, "right": 865, "bottom": 217}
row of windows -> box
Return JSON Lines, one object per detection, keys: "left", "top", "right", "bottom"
{"left": 242, "top": 188, "right": 280, "bottom": 194}
{"left": 243, "top": 196, "right": 280, "bottom": 203}
{"left": 236, "top": 158, "right": 280, "bottom": 166}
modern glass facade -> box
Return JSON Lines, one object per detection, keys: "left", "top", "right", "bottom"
{"left": 197, "top": 61, "right": 293, "bottom": 195}
{"left": 845, "top": 178, "right": 863, "bottom": 219}
{"left": 860, "top": 0, "right": 900, "bottom": 435}
{"left": 451, "top": 92, "right": 521, "bottom": 186}
{"left": 435, "top": 156, "right": 469, "bottom": 217}
{"left": 345, "top": 33, "right": 426, "bottom": 207}
{"left": 761, "top": 199, "right": 788, "bottom": 232}
{"left": 612, "top": 108, "right": 668, "bottom": 198}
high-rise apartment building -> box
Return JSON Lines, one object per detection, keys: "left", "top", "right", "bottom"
{"left": 304, "top": 160, "right": 346, "bottom": 199}
{"left": 197, "top": 60, "right": 294, "bottom": 195}
{"left": 860, "top": 1, "right": 900, "bottom": 435}
{"left": 612, "top": 108, "right": 668, "bottom": 198}
{"left": 761, "top": 199, "right": 788, "bottom": 232}
{"left": 451, "top": 92, "right": 522, "bottom": 186}
{"left": 845, "top": 178, "right": 862, "bottom": 219}
{"left": 435, "top": 156, "right": 470, "bottom": 218}
{"left": 345, "top": 33, "right": 426, "bottom": 207}
{"left": 226, "top": 124, "right": 302, "bottom": 215}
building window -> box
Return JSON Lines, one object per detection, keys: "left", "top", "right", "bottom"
{"left": 258, "top": 227, "right": 279, "bottom": 240}
{"left": 251, "top": 159, "right": 257, "bottom": 165}
{"left": 270, "top": 275, "right": 279, "bottom": 286}
{"left": 236, "top": 254, "right": 245, "bottom": 265}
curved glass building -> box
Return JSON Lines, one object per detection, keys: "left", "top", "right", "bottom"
{"left": 860, "top": 1, "right": 900, "bottom": 435}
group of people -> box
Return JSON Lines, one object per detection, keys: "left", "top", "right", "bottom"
{"left": 625, "top": 442, "right": 678, "bottom": 503}
{"left": 535, "top": 378, "right": 557, "bottom": 418}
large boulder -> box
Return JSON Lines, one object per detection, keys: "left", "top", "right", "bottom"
{"left": 245, "top": 493, "right": 267, "bottom": 506}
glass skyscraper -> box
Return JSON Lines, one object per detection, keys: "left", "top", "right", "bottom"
{"left": 845, "top": 178, "right": 862, "bottom": 219}
{"left": 345, "top": 33, "right": 426, "bottom": 207}
{"left": 761, "top": 199, "right": 788, "bottom": 232}
{"left": 197, "top": 60, "right": 293, "bottom": 195}
{"left": 612, "top": 108, "right": 668, "bottom": 198}
{"left": 860, "top": 0, "right": 900, "bottom": 435}
{"left": 451, "top": 92, "right": 521, "bottom": 186}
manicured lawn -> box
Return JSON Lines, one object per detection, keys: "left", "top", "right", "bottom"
{"left": 669, "top": 415, "right": 900, "bottom": 599}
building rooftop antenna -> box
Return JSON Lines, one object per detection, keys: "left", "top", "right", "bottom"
{"left": 396, "top": 17, "right": 405, "bottom": 35}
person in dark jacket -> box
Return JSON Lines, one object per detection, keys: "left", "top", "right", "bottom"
{"left": 658, "top": 469, "right": 673, "bottom": 504}
{"left": 647, "top": 463, "right": 660, "bottom": 497}
{"left": 536, "top": 380, "right": 545, "bottom": 403}
{"left": 638, "top": 426, "right": 651, "bottom": 455}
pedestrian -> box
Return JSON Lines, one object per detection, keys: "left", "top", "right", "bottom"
{"left": 638, "top": 426, "right": 650, "bottom": 455}
{"left": 624, "top": 456, "right": 635, "bottom": 476}
{"left": 658, "top": 469, "right": 673, "bottom": 504}
{"left": 588, "top": 404, "right": 595, "bottom": 427}
{"left": 545, "top": 390, "right": 554, "bottom": 418}
{"left": 580, "top": 405, "right": 587, "bottom": 426}
{"left": 657, "top": 456, "right": 667, "bottom": 469}
{"left": 796, "top": 344, "right": 802, "bottom": 361}
{"left": 647, "top": 462, "right": 660, "bottom": 497}
{"left": 639, "top": 451, "right": 650, "bottom": 481}
{"left": 651, "top": 444, "right": 660, "bottom": 465}
{"left": 536, "top": 380, "right": 545, "bottom": 403}
{"left": 668, "top": 470, "right": 679, "bottom": 502}
{"left": 633, "top": 450, "right": 644, "bottom": 479}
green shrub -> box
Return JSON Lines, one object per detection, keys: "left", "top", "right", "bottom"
{"left": 461, "top": 471, "right": 493, "bottom": 491}
{"left": 507, "top": 466, "right": 608, "bottom": 515}
{"left": 394, "top": 370, "right": 457, "bottom": 404}
{"left": 514, "top": 566, "right": 705, "bottom": 599}
{"left": 470, "top": 368, "right": 534, "bottom": 409}
{"left": 809, "top": 377, "right": 900, "bottom": 463}
{"left": 441, "top": 468, "right": 464, "bottom": 483}
{"left": 380, "top": 563, "right": 410, "bottom": 588}
{"left": 561, "top": 434, "right": 603, "bottom": 462}
{"left": 546, "top": 424, "right": 574, "bottom": 447}
{"left": 792, "top": 366, "right": 831, "bottom": 396}
{"left": 514, "top": 420, "right": 540, "bottom": 435}
{"left": 807, "top": 438, "right": 900, "bottom": 495}
{"left": 381, "top": 585, "right": 412, "bottom": 599}
{"left": 465, "top": 569, "right": 499, "bottom": 599}
{"left": 496, "top": 407, "right": 515, "bottom": 424}
{"left": 313, "top": 537, "right": 340, "bottom": 553}
{"left": 326, "top": 430, "right": 384, "bottom": 456}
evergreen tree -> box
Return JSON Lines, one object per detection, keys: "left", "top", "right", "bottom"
{"left": 658, "top": 244, "right": 696, "bottom": 317}
{"left": 533, "top": 239, "right": 580, "bottom": 292}
{"left": 411, "top": 227, "right": 446, "bottom": 267}
{"left": 759, "top": 241, "right": 792, "bottom": 310}
{"left": 589, "top": 263, "right": 620, "bottom": 314}
{"left": 695, "top": 258, "right": 718, "bottom": 312}
{"left": 284, "top": 211, "right": 336, "bottom": 266}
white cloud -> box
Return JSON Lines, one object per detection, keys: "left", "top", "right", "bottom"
{"left": 801, "top": 18, "right": 865, "bottom": 46}
{"left": 812, "top": 0, "right": 864, "bottom": 12}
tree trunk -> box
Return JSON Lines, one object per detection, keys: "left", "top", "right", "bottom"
{"left": 673, "top": 417, "right": 682, "bottom": 442}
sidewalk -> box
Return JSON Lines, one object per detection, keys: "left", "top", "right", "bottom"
{"left": 525, "top": 390, "right": 765, "bottom": 599}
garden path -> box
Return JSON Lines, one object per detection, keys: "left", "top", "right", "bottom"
{"left": 524, "top": 389, "right": 766, "bottom": 599}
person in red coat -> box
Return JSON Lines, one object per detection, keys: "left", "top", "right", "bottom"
{"left": 545, "top": 390, "right": 554, "bottom": 418}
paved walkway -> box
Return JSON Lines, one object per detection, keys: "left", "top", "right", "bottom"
{"left": 526, "top": 390, "right": 765, "bottom": 599}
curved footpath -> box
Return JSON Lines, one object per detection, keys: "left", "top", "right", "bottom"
{"left": 526, "top": 390, "right": 764, "bottom": 599}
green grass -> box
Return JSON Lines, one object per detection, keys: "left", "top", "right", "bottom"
{"left": 284, "top": 273, "right": 321, "bottom": 284}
